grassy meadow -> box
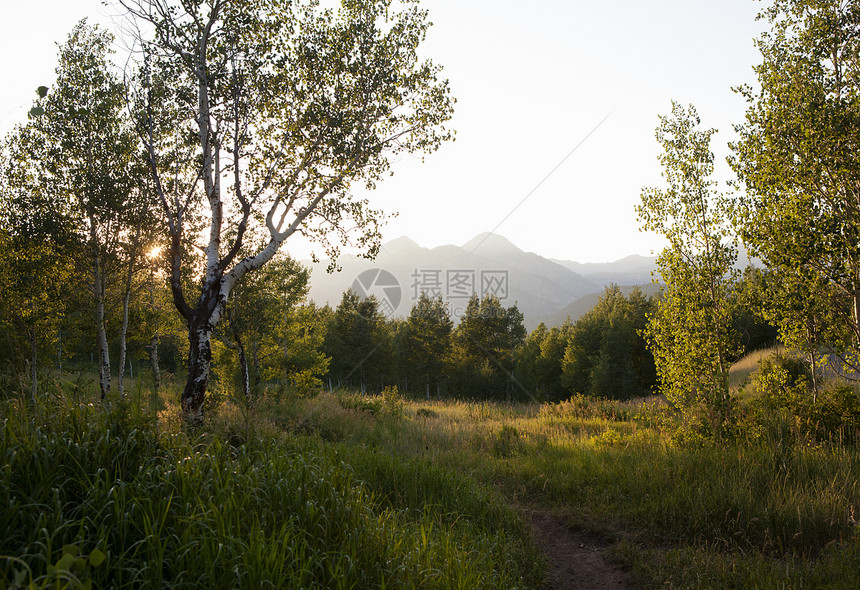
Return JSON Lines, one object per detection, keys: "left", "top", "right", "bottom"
{"left": 3, "top": 360, "right": 860, "bottom": 589}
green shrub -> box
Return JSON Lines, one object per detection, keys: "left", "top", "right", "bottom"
{"left": 338, "top": 392, "right": 383, "bottom": 415}
{"left": 739, "top": 353, "right": 860, "bottom": 445}
{"left": 493, "top": 425, "right": 524, "bottom": 457}
{"left": 416, "top": 407, "right": 438, "bottom": 420}
{"left": 540, "top": 393, "right": 633, "bottom": 422}
{"left": 382, "top": 385, "right": 404, "bottom": 419}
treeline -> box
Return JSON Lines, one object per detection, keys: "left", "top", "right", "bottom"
{"left": 226, "top": 283, "right": 659, "bottom": 402}
{"left": 320, "top": 279, "right": 776, "bottom": 402}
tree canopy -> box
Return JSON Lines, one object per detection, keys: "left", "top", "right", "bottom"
{"left": 119, "top": 0, "right": 454, "bottom": 418}
{"left": 732, "top": 0, "right": 860, "bottom": 372}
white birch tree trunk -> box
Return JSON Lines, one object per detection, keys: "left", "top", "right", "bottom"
{"left": 117, "top": 227, "right": 141, "bottom": 398}
{"left": 94, "top": 256, "right": 111, "bottom": 400}
{"left": 117, "top": 278, "right": 133, "bottom": 397}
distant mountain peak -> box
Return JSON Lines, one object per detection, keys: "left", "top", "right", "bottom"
{"left": 380, "top": 235, "right": 422, "bottom": 255}
{"left": 462, "top": 232, "right": 521, "bottom": 254}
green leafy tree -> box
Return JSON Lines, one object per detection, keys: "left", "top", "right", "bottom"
{"left": 121, "top": 0, "right": 455, "bottom": 419}
{"left": 516, "top": 323, "right": 547, "bottom": 398}
{"left": 731, "top": 0, "right": 860, "bottom": 374}
{"left": 558, "top": 285, "right": 655, "bottom": 399}
{"left": 215, "top": 254, "right": 317, "bottom": 400}
{"left": 0, "top": 229, "right": 72, "bottom": 398}
{"left": 403, "top": 293, "right": 452, "bottom": 399}
{"left": 560, "top": 312, "right": 603, "bottom": 395}
{"left": 276, "top": 303, "right": 331, "bottom": 397}
{"left": 637, "top": 102, "right": 740, "bottom": 415}
{"left": 324, "top": 291, "right": 392, "bottom": 393}
{"left": 450, "top": 295, "right": 526, "bottom": 400}
{"left": 589, "top": 310, "right": 638, "bottom": 399}
{"left": 136, "top": 249, "right": 187, "bottom": 393}
{"left": 7, "top": 22, "right": 148, "bottom": 399}
{"left": 516, "top": 321, "right": 571, "bottom": 401}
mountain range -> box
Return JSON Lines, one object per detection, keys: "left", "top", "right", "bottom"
{"left": 304, "top": 232, "right": 659, "bottom": 330}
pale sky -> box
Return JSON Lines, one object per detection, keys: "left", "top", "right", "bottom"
{"left": 0, "top": 0, "right": 767, "bottom": 263}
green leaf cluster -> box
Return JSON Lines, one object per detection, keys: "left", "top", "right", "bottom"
{"left": 638, "top": 102, "right": 740, "bottom": 412}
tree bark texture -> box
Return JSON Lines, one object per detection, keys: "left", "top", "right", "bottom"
{"left": 149, "top": 333, "right": 160, "bottom": 393}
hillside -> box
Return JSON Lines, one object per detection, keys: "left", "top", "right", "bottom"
{"left": 535, "top": 283, "right": 663, "bottom": 327}
{"left": 551, "top": 254, "right": 658, "bottom": 286}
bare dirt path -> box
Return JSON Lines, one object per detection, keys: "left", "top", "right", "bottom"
{"left": 523, "top": 508, "right": 637, "bottom": 590}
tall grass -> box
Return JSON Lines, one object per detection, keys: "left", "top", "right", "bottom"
{"left": 258, "top": 387, "right": 860, "bottom": 587}
{"left": 6, "top": 373, "right": 860, "bottom": 588}
{"left": 0, "top": 387, "right": 542, "bottom": 589}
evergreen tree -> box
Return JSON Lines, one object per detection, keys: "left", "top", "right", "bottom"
{"left": 403, "top": 293, "right": 452, "bottom": 399}
{"left": 450, "top": 295, "right": 525, "bottom": 400}
{"left": 558, "top": 285, "right": 655, "bottom": 399}
{"left": 324, "top": 291, "right": 392, "bottom": 393}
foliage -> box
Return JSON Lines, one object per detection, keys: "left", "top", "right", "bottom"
{"left": 732, "top": 0, "right": 860, "bottom": 372}
{"left": 402, "top": 293, "right": 452, "bottom": 397}
{"left": 540, "top": 392, "right": 634, "bottom": 422}
{"left": 741, "top": 354, "right": 860, "bottom": 445}
{"left": 324, "top": 291, "right": 393, "bottom": 392}
{"left": 121, "top": 0, "right": 455, "bottom": 417}
{"left": 559, "top": 285, "right": 656, "bottom": 400}
{"left": 516, "top": 322, "right": 570, "bottom": 401}
{"left": 214, "top": 254, "right": 328, "bottom": 400}
{"left": 0, "top": 229, "right": 72, "bottom": 398}
{"left": 448, "top": 295, "right": 526, "bottom": 400}
{"left": 28, "top": 21, "right": 147, "bottom": 399}
{"left": 731, "top": 266, "right": 780, "bottom": 357}
{"left": 637, "top": 102, "right": 740, "bottom": 416}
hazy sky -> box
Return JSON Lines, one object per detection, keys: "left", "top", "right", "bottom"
{"left": 0, "top": 0, "right": 767, "bottom": 263}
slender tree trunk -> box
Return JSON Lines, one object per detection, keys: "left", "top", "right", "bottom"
{"left": 251, "top": 341, "right": 260, "bottom": 394}
{"left": 811, "top": 351, "right": 818, "bottom": 403}
{"left": 95, "top": 265, "right": 111, "bottom": 400}
{"left": 425, "top": 375, "right": 429, "bottom": 401}
{"left": 89, "top": 218, "right": 111, "bottom": 400}
{"left": 117, "top": 272, "right": 133, "bottom": 397}
{"left": 29, "top": 328, "right": 37, "bottom": 401}
{"left": 149, "top": 333, "right": 160, "bottom": 393}
{"left": 118, "top": 219, "right": 143, "bottom": 397}
{"left": 854, "top": 286, "right": 860, "bottom": 348}
{"left": 237, "top": 334, "right": 251, "bottom": 402}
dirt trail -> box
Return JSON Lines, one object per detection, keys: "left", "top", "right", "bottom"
{"left": 523, "top": 509, "right": 636, "bottom": 590}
